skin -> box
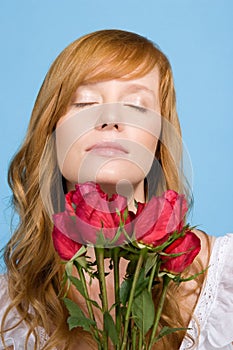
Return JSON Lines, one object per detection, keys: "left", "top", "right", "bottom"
{"left": 56, "top": 66, "right": 161, "bottom": 211}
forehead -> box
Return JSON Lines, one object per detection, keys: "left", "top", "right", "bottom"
{"left": 75, "top": 66, "right": 160, "bottom": 95}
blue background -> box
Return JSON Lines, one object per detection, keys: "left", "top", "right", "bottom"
{"left": 0, "top": 0, "right": 232, "bottom": 269}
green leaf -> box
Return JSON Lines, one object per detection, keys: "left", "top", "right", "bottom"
{"left": 110, "top": 226, "right": 123, "bottom": 245}
{"left": 115, "top": 208, "right": 121, "bottom": 217}
{"left": 63, "top": 298, "right": 96, "bottom": 332}
{"left": 121, "top": 304, "right": 127, "bottom": 314}
{"left": 134, "top": 278, "right": 149, "bottom": 298}
{"left": 65, "top": 261, "right": 73, "bottom": 277}
{"left": 158, "top": 271, "right": 177, "bottom": 280}
{"left": 134, "top": 268, "right": 149, "bottom": 297}
{"left": 123, "top": 207, "right": 128, "bottom": 222}
{"left": 68, "top": 276, "right": 86, "bottom": 297}
{"left": 155, "top": 326, "right": 189, "bottom": 342}
{"left": 63, "top": 297, "right": 83, "bottom": 317}
{"left": 120, "top": 268, "right": 150, "bottom": 306}
{"left": 126, "top": 259, "right": 138, "bottom": 275}
{"left": 145, "top": 253, "right": 158, "bottom": 275}
{"left": 71, "top": 245, "right": 87, "bottom": 261}
{"left": 131, "top": 289, "right": 154, "bottom": 335}
{"left": 67, "top": 315, "right": 95, "bottom": 332}
{"left": 104, "top": 311, "right": 119, "bottom": 346}
{"left": 120, "top": 277, "right": 133, "bottom": 306}
{"left": 95, "top": 230, "right": 106, "bottom": 247}
{"left": 73, "top": 256, "right": 90, "bottom": 271}
{"left": 60, "top": 270, "right": 70, "bottom": 297}
{"left": 173, "top": 267, "right": 208, "bottom": 283}
{"left": 143, "top": 229, "right": 188, "bottom": 253}
{"left": 84, "top": 298, "right": 101, "bottom": 310}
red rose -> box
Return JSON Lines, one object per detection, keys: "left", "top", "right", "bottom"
{"left": 52, "top": 225, "right": 82, "bottom": 261}
{"left": 160, "top": 231, "right": 201, "bottom": 273}
{"left": 66, "top": 182, "right": 107, "bottom": 209}
{"left": 134, "top": 190, "right": 188, "bottom": 246}
{"left": 53, "top": 182, "right": 134, "bottom": 246}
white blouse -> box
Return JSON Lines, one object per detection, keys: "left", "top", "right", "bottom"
{"left": 0, "top": 233, "right": 233, "bottom": 350}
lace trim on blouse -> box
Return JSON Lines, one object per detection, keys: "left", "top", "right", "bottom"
{"left": 180, "top": 234, "right": 233, "bottom": 349}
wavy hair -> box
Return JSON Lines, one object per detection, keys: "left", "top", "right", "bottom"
{"left": 1, "top": 29, "right": 206, "bottom": 349}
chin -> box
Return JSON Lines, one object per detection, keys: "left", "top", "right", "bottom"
{"left": 96, "top": 165, "right": 146, "bottom": 187}
{"left": 64, "top": 158, "right": 150, "bottom": 190}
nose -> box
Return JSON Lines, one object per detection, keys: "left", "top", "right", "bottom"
{"left": 95, "top": 103, "right": 123, "bottom": 131}
{"left": 101, "top": 122, "right": 119, "bottom": 130}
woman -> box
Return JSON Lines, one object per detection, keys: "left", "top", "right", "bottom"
{"left": 0, "top": 29, "right": 232, "bottom": 350}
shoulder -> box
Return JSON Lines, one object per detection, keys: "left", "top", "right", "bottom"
{"left": 187, "top": 233, "right": 233, "bottom": 349}
{"left": 0, "top": 274, "right": 16, "bottom": 349}
{"left": 0, "top": 275, "right": 50, "bottom": 350}
{"left": 0, "top": 274, "right": 10, "bottom": 311}
{"left": 0, "top": 274, "right": 38, "bottom": 350}
{"left": 190, "top": 230, "right": 233, "bottom": 271}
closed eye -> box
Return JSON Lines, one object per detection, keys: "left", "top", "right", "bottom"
{"left": 73, "top": 102, "right": 98, "bottom": 109}
{"left": 72, "top": 102, "right": 148, "bottom": 113}
{"left": 124, "top": 104, "right": 148, "bottom": 113}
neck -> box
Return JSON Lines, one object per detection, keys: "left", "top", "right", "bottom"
{"left": 99, "top": 179, "right": 145, "bottom": 213}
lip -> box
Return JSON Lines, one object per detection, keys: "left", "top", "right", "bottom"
{"left": 86, "top": 141, "right": 129, "bottom": 157}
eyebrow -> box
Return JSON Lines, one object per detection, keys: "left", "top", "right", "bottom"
{"left": 121, "top": 84, "right": 156, "bottom": 97}
{"left": 77, "top": 82, "right": 156, "bottom": 97}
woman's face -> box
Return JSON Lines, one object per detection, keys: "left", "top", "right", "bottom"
{"left": 56, "top": 66, "right": 161, "bottom": 200}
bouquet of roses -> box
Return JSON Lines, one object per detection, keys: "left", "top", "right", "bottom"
{"left": 52, "top": 182, "right": 201, "bottom": 350}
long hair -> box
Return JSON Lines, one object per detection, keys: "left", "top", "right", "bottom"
{"left": 1, "top": 29, "right": 205, "bottom": 349}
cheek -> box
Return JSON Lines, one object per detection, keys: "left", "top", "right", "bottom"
{"left": 125, "top": 109, "right": 161, "bottom": 156}
{"left": 56, "top": 139, "right": 84, "bottom": 183}
{"left": 128, "top": 129, "right": 159, "bottom": 155}
{"left": 56, "top": 116, "right": 90, "bottom": 183}
{"left": 144, "top": 134, "right": 159, "bottom": 153}
{"left": 55, "top": 110, "right": 96, "bottom": 182}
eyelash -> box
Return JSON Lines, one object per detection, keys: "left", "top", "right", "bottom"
{"left": 73, "top": 102, "right": 97, "bottom": 108}
{"left": 72, "top": 102, "right": 147, "bottom": 113}
{"left": 124, "top": 104, "right": 147, "bottom": 113}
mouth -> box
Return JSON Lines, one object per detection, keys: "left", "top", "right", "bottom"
{"left": 86, "top": 141, "right": 129, "bottom": 157}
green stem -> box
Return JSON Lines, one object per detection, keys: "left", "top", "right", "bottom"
{"left": 77, "top": 264, "right": 101, "bottom": 346}
{"left": 147, "top": 255, "right": 159, "bottom": 292}
{"left": 95, "top": 247, "right": 108, "bottom": 350}
{"left": 132, "top": 325, "right": 137, "bottom": 350}
{"left": 120, "top": 248, "right": 147, "bottom": 350}
{"left": 138, "top": 329, "right": 143, "bottom": 349}
{"left": 148, "top": 275, "right": 171, "bottom": 350}
{"left": 113, "top": 247, "right": 121, "bottom": 348}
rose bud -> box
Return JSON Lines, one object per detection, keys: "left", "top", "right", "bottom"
{"left": 134, "top": 190, "right": 188, "bottom": 247}
{"left": 160, "top": 231, "right": 201, "bottom": 273}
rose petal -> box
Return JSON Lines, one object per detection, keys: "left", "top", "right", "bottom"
{"left": 73, "top": 182, "right": 107, "bottom": 205}
{"left": 134, "top": 196, "right": 172, "bottom": 243}
{"left": 161, "top": 231, "right": 201, "bottom": 273}
{"left": 134, "top": 191, "right": 189, "bottom": 247}
{"left": 52, "top": 225, "right": 82, "bottom": 261}
{"left": 166, "top": 194, "right": 188, "bottom": 233}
